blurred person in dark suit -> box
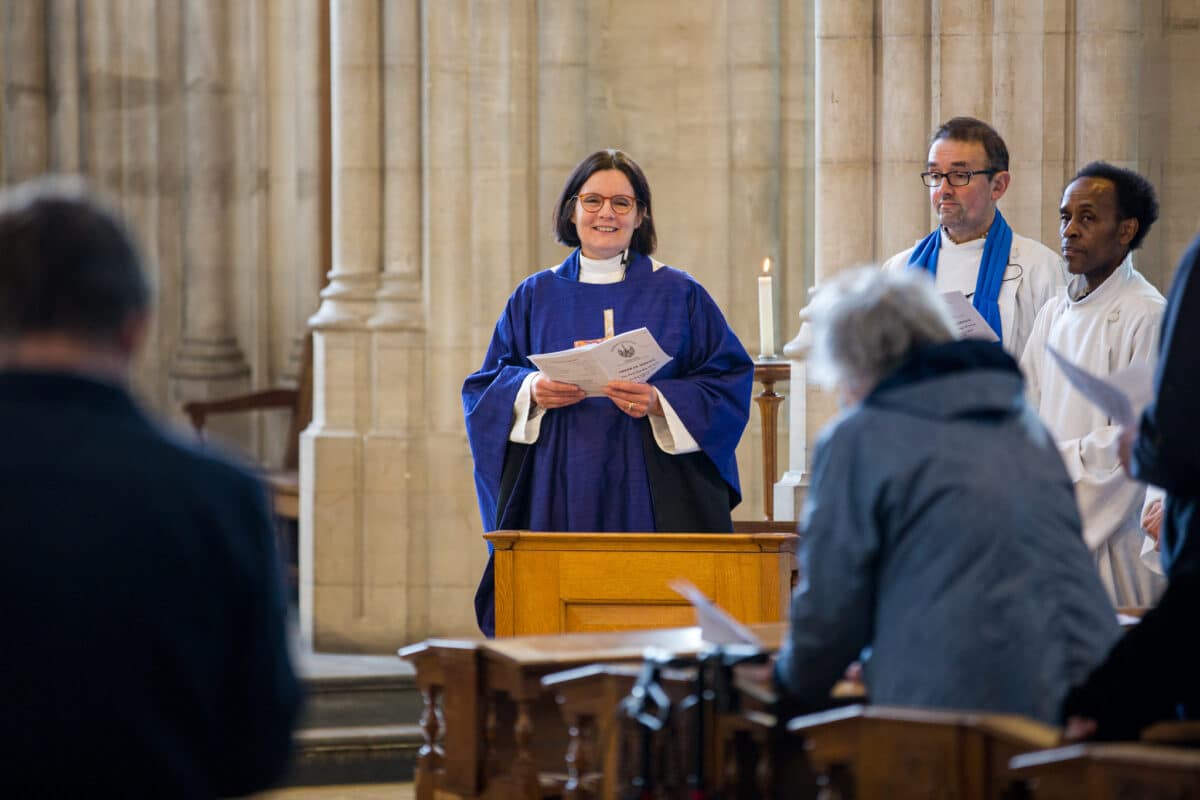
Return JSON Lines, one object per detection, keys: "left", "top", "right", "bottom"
{"left": 0, "top": 177, "right": 301, "bottom": 798}
{"left": 1063, "top": 232, "right": 1200, "bottom": 740}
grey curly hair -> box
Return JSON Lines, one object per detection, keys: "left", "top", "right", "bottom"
{"left": 804, "top": 266, "right": 956, "bottom": 400}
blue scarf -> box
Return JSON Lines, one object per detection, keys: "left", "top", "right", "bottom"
{"left": 907, "top": 210, "right": 1012, "bottom": 340}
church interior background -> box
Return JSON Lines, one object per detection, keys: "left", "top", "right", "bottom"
{"left": 2, "top": 0, "right": 1198, "bottom": 652}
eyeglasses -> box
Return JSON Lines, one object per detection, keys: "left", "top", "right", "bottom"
{"left": 574, "top": 193, "right": 639, "bottom": 214}
{"left": 920, "top": 169, "right": 1000, "bottom": 187}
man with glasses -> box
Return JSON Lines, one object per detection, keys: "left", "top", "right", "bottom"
{"left": 883, "top": 117, "right": 1064, "bottom": 357}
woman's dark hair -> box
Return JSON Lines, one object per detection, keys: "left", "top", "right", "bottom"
{"left": 1070, "top": 161, "right": 1160, "bottom": 251}
{"left": 552, "top": 149, "right": 657, "bottom": 256}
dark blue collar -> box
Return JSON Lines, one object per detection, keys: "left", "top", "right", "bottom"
{"left": 869, "top": 339, "right": 1018, "bottom": 399}
{"left": 0, "top": 370, "right": 143, "bottom": 419}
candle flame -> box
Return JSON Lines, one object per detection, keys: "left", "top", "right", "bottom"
{"left": 761, "top": 257, "right": 772, "bottom": 275}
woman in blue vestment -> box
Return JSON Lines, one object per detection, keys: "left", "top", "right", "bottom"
{"left": 462, "top": 149, "right": 754, "bottom": 636}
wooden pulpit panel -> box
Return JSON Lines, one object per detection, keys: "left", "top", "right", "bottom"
{"left": 563, "top": 602, "right": 696, "bottom": 633}
{"left": 485, "top": 531, "right": 799, "bottom": 636}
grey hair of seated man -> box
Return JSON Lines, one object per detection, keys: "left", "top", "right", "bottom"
{"left": 805, "top": 266, "right": 956, "bottom": 404}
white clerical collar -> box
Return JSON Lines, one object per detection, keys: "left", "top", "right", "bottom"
{"left": 939, "top": 227, "right": 987, "bottom": 251}
{"left": 1067, "top": 253, "right": 1133, "bottom": 303}
{"left": 579, "top": 251, "right": 626, "bottom": 285}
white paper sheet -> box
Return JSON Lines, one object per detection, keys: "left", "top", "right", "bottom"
{"left": 528, "top": 326, "right": 672, "bottom": 396}
{"left": 941, "top": 291, "right": 1000, "bottom": 342}
{"left": 669, "top": 578, "right": 762, "bottom": 647}
{"left": 1139, "top": 534, "right": 1165, "bottom": 576}
{"left": 1045, "top": 346, "right": 1155, "bottom": 428}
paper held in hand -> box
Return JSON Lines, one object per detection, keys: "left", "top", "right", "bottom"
{"left": 669, "top": 578, "right": 762, "bottom": 648}
{"left": 1045, "top": 345, "right": 1156, "bottom": 429}
{"left": 528, "top": 326, "right": 672, "bottom": 396}
{"left": 941, "top": 291, "right": 1000, "bottom": 342}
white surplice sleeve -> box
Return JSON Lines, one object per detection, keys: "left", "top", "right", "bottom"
{"left": 1018, "top": 297, "right": 1056, "bottom": 407}
{"left": 1140, "top": 485, "right": 1167, "bottom": 576}
{"left": 648, "top": 389, "right": 700, "bottom": 454}
{"left": 510, "top": 374, "right": 699, "bottom": 454}
{"left": 1008, "top": 236, "right": 1065, "bottom": 361}
{"left": 1055, "top": 311, "right": 1161, "bottom": 551}
{"left": 508, "top": 371, "right": 547, "bottom": 444}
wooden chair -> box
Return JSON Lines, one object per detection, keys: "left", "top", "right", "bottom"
{"left": 182, "top": 334, "right": 313, "bottom": 522}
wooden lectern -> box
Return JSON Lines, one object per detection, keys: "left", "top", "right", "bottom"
{"left": 484, "top": 530, "right": 799, "bottom": 636}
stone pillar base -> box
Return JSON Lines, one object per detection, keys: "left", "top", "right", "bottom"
{"left": 299, "top": 428, "right": 418, "bottom": 653}
{"left": 299, "top": 327, "right": 426, "bottom": 653}
{"left": 773, "top": 470, "right": 809, "bottom": 523}
{"left": 169, "top": 338, "right": 252, "bottom": 446}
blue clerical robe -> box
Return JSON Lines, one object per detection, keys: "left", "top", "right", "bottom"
{"left": 462, "top": 250, "right": 754, "bottom": 634}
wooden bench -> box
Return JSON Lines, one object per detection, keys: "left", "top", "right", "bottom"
{"left": 1010, "top": 741, "right": 1200, "bottom": 798}
{"left": 789, "top": 704, "right": 1059, "bottom": 799}
{"left": 399, "top": 624, "right": 788, "bottom": 800}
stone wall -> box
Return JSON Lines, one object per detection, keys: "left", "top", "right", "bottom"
{"left": 0, "top": 0, "right": 328, "bottom": 455}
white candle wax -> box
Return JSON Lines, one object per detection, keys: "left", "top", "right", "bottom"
{"left": 758, "top": 263, "right": 775, "bottom": 357}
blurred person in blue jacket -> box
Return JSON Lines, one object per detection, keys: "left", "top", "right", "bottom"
{"left": 774, "top": 267, "right": 1118, "bottom": 723}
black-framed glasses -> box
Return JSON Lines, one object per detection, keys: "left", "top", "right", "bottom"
{"left": 920, "top": 169, "right": 1000, "bottom": 187}
{"left": 574, "top": 193, "right": 639, "bottom": 214}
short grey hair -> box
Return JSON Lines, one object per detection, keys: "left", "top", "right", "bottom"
{"left": 805, "top": 266, "right": 956, "bottom": 398}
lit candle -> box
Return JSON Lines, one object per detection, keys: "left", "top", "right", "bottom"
{"left": 758, "top": 257, "right": 776, "bottom": 358}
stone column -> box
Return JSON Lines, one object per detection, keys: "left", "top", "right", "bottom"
{"left": 301, "top": 0, "right": 385, "bottom": 651}
{"left": 154, "top": 0, "right": 185, "bottom": 409}
{"left": 809, "top": 0, "right": 875, "bottom": 454}
{"left": 2, "top": 0, "right": 50, "bottom": 183}
{"left": 120, "top": 0, "right": 163, "bottom": 399}
{"left": 936, "top": 0, "right": 992, "bottom": 123}
{"left": 374, "top": 0, "right": 424, "bottom": 332}
{"left": 729, "top": 0, "right": 781, "bottom": 520}
{"left": 992, "top": 0, "right": 1051, "bottom": 241}
{"left": 365, "top": 0, "right": 427, "bottom": 640}
{"left": 536, "top": 0, "right": 588, "bottom": 270}
{"left": 1075, "top": 0, "right": 1140, "bottom": 168}
{"left": 1159, "top": 5, "right": 1200, "bottom": 284}
{"left": 780, "top": 0, "right": 814, "bottom": 314}
{"left": 774, "top": 0, "right": 814, "bottom": 521}
{"left": 879, "top": 0, "right": 932, "bottom": 256}
{"left": 227, "top": 0, "right": 267, "bottom": 397}
{"left": 46, "top": 0, "right": 83, "bottom": 174}
{"left": 814, "top": 0, "right": 876, "bottom": 279}
{"left": 308, "top": 0, "right": 381, "bottom": 331}
{"left": 421, "top": 0, "right": 478, "bottom": 639}
{"left": 291, "top": 0, "right": 327, "bottom": 345}
{"left": 1075, "top": 2, "right": 1146, "bottom": 274}
{"left": 82, "top": 2, "right": 122, "bottom": 196}
{"left": 266, "top": 0, "right": 302, "bottom": 379}
{"left": 170, "top": 0, "right": 252, "bottom": 419}
{"left": 777, "top": 321, "right": 812, "bottom": 522}
{"left": 263, "top": 0, "right": 326, "bottom": 383}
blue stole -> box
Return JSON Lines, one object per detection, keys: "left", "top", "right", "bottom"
{"left": 907, "top": 211, "right": 1012, "bottom": 340}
